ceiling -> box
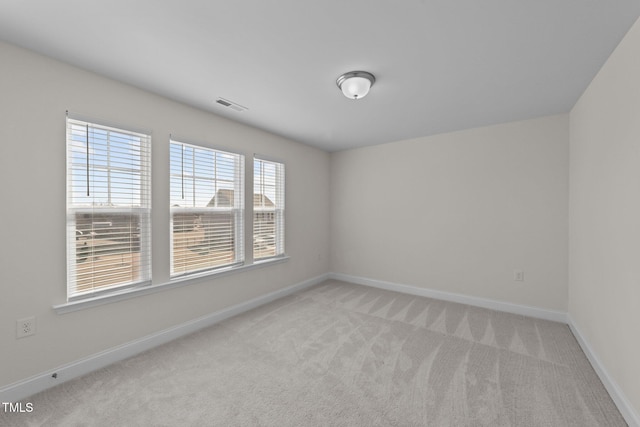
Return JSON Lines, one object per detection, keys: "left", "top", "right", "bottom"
{"left": 1, "top": 1, "right": 639, "bottom": 152}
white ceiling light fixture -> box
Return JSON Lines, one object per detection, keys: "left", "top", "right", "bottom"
{"left": 336, "top": 71, "right": 376, "bottom": 100}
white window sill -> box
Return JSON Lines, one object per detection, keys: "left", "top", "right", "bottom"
{"left": 53, "top": 256, "right": 289, "bottom": 314}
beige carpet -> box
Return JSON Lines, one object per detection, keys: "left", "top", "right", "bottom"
{"left": 1, "top": 280, "right": 626, "bottom": 426}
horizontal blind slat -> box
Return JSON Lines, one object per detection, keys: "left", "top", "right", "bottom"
{"left": 170, "top": 140, "right": 244, "bottom": 277}
{"left": 253, "top": 158, "right": 285, "bottom": 261}
{"left": 67, "top": 116, "right": 151, "bottom": 300}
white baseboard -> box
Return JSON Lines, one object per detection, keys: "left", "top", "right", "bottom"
{"left": 329, "top": 272, "right": 639, "bottom": 426}
{"left": 4, "top": 271, "right": 637, "bottom": 427}
{"left": 568, "top": 315, "right": 640, "bottom": 427}
{"left": 328, "top": 272, "right": 567, "bottom": 323}
{"left": 0, "top": 273, "right": 329, "bottom": 403}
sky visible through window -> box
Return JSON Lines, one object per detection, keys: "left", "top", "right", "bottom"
{"left": 169, "top": 142, "right": 239, "bottom": 208}
{"left": 69, "top": 123, "right": 144, "bottom": 207}
{"left": 70, "top": 126, "right": 278, "bottom": 208}
{"left": 254, "top": 159, "right": 279, "bottom": 207}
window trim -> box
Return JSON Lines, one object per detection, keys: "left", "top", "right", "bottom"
{"left": 60, "top": 114, "right": 290, "bottom": 311}
{"left": 66, "top": 113, "right": 152, "bottom": 301}
{"left": 169, "top": 139, "right": 245, "bottom": 278}
{"left": 253, "top": 156, "right": 285, "bottom": 261}
{"left": 53, "top": 256, "right": 289, "bottom": 314}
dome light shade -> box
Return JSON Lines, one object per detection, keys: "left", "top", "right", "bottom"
{"left": 336, "top": 71, "right": 375, "bottom": 100}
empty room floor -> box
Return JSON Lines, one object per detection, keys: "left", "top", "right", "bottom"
{"left": 1, "top": 280, "right": 625, "bottom": 426}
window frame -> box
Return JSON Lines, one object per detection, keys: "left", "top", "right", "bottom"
{"left": 58, "top": 115, "right": 291, "bottom": 314}
{"left": 169, "top": 139, "right": 245, "bottom": 278}
{"left": 253, "top": 156, "right": 285, "bottom": 261}
{"left": 66, "top": 114, "right": 152, "bottom": 301}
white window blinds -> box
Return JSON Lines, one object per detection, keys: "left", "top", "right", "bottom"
{"left": 66, "top": 116, "right": 151, "bottom": 300}
{"left": 253, "top": 157, "right": 285, "bottom": 260}
{"left": 170, "top": 140, "right": 244, "bottom": 276}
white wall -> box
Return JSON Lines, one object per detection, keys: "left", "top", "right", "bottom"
{"left": 331, "top": 115, "right": 569, "bottom": 311}
{"left": 0, "top": 41, "right": 330, "bottom": 388}
{"left": 569, "top": 17, "right": 640, "bottom": 418}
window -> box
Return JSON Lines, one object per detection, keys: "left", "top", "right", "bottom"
{"left": 253, "top": 157, "right": 285, "bottom": 260}
{"left": 170, "top": 140, "right": 244, "bottom": 277}
{"left": 66, "top": 116, "right": 151, "bottom": 300}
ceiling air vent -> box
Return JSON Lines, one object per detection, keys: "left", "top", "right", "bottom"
{"left": 215, "top": 97, "right": 248, "bottom": 112}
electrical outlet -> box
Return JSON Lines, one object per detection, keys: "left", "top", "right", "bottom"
{"left": 514, "top": 270, "right": 524, "bottom": 282}
{"left": 16, "top": 316, "right": 36, "bottom": 338}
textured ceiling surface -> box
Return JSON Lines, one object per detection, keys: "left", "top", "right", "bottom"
{"left": 1, "top": 1, "right": 639, "bottom": 151}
